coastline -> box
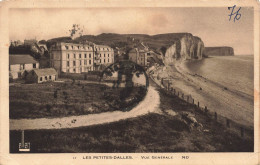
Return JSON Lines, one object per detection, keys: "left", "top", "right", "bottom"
{"left": 153, "top": 59, "right": 254, "bottom": 128}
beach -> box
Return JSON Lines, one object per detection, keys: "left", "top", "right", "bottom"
{"left": 155, "top": 55, "right": 254, "bottom": 128}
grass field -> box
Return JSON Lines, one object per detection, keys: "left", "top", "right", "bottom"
{"left": 10, "top": 112, "right": 253, "bottom": 153}
{"left": 10, "top": 82, "right": 253, "bottom": 152}
{"left": 9, "top": 81, "right": 146, "bottom": 119}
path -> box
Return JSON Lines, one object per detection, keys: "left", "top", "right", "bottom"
{"left": 10, "top": 86, "right": 160, "bottom": 130}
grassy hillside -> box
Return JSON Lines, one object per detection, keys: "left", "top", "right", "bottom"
{"left": 10, "top": 81, "right": 146, "bottom": 119}
{"left": 47, "top": 33, "right": 194, "bottom": 52}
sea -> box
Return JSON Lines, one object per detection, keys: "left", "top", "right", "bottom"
{"left": 183, "top": 55, "right": 254, "bottom": 97}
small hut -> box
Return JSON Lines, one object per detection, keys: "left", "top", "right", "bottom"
{"left": 25, "top": 68, "right": 57, "bottom": 83}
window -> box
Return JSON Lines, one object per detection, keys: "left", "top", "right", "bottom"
{"left": 100, "top": 54, "right": 101, "bottom": 57}
{"left": 85, "top": 54, "right": 87, "bottom": 58}
{"left": 20, "top": 64, "right": 25, "bottom": 70}
{"left": 89, "top": 60, "right": 91, "bottom": 65}
{"left": 104, "top": 54, "right": 106, "bottom": 58}
{"left": 78, "top": 46, "right": 80, "bottom": 49}
{"left": 108, "top": 59, "right": 109, "bottom": 63}
{"left": 79, "top": 54, "right": 81, "bottom": 58}
{"left": 67, "top": 69, "right": 69, "bottom": 72}
{"left": 40, "top": 77, "right": 42, "bottom": 81}
{"left": 80, "top": 61, "right": 82, "bottom": 65}
{"left": 89, "top": 54, "right": 91, "bottom": 58}
{"left": 104, "top": 59, "right": 105, "bottom": 63}
{"left": 74, "top": 54, "right": 76, "bottom": 58}
{"left": 72, "top": 46, "right": 74, "bottom": 49}
{"left": 107, "top": 48, "right": 109, "bottom": 51}
{"left": 49, "top": 75, "right": 52, "bottom": 80}
{"left": 73, "top": 68, "right": 76, "bottom": 73}
{"left": 100, "top": 59, "right": 101, "bottom": 63}
{"left": 67, "top": 54, "right": 70, "bottom": 59}
{"left": 65, "top": 46, "right": 69, "bottom": 50}
{"left": 33, "top": 63, "right": 36, "bottom": 68}
{"left": 73, "top": 61, "right": 76, "bottom": 66}
{"left": 67, "top": 61, "right": 69, "bottom": 67}
{"left": 45, "top": 76, "right": 47, "bottom": 80}
{"left": 108, "top": 54, "right": 109, "bottom": 57}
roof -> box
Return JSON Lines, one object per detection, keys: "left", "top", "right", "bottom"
{"left": 9, "top": 55, "right": 38, "bottom": 65}
{"left": 33, "top": 68, "right": 57, "bottom": 77}
{"left": 38, "top": 44, "right": 48, "bottom": 50}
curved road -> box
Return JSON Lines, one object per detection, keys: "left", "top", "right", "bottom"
{"left": 10, "top": 86, "right": 160, "bottom": 130}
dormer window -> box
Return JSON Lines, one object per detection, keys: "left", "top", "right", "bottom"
{"left": 65, "top": 46, "right": 69, "bottom": 50}
{"left": 72, "top": 46, "right": 74, "bottom": 49}
{"left": 107, "top": 48, "right": 109, "bottom": 51}
{"left": 78, "top": 46, "right": 80, "bottom": 49}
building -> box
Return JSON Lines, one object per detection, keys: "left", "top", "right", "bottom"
{"left": 38, "top": 44, "right": 48, "bottom": 53}
{"left": 93, "top": 44, "right": 114, "bottom": 70}
{"left": 9, "top": 55, "right": 39, "bottom": 79}
{"left": 24, "top": 39, "right": 37, "bottom": 46}
{"left": 10, "top": 40, "right": 23, "bottom": 47}
{"left": 128, "top": 48, "right": 148, "bottom": 67}
{"left": 49, "top": 42, "right": 114, "bottom": 74}
{"left": 25, "top": 68, "right": 57, "bottom": 83}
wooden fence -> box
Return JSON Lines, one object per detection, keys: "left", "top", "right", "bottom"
{"left": 150, "top": 75, "right": 253, "bottom": 138}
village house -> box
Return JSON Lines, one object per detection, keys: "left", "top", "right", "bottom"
{"left": 128, "top": 48, "right": 148, "bottom": 67}
{"left": 25, "top": 68, "right": 57, "bottom": 83}
{"left": 9, "top": 54, "right": 39, "bottom": 79}
{"left": 49, "top": 42, "right": 114, "bottom": 74}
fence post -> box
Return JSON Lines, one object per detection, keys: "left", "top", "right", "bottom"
{"left": 204, "top": 106, "right": 207, "bottom": 112}
{"left": 193, "top": 99, "right": 194, "bottom": 104}
{"left": 226, "top": 119, "right": 230, "bottom": 128}
{"left": 197, "top": 101, "right": 200, "bottom": 108}
{"left": 214, "top": 112, "right": 217, "bottom": 121}
{"left": 240, "top": 127, "right": 244, "bottom": 137}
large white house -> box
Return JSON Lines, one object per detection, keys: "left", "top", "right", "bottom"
{"left": 49, "top": 42, "right": 114, "bottom": 74}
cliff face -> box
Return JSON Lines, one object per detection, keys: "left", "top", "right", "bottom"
{"left": 163, "top": 34, "right": 204, "bottom": 65}
{"left": 204, "top": 47, "right": 234, "bottom": 56}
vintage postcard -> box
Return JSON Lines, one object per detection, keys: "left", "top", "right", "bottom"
{"left": 0, "top": 0, "right": 259, "bottom": 164}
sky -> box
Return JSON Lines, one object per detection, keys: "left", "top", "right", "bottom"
{"left": 9, "top": 7, "right": 254, "bottom": 55}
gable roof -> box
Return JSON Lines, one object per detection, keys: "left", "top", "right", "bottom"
{"left": 9, "top": 55, "right": 38, "bottom": 65}
{"left": 33, "top": 68, "right": 57, "bottom": 77}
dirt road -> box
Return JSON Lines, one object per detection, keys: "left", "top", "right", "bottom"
{"left": 10, "top": 86, "right": 160, "bottom": 130}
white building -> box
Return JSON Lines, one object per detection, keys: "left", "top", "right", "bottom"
{"left": 9, "top": 54, "right": 39, "bottom": 79}
{"left": 49, "top": 42, "right": 114, "bottom": 74}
